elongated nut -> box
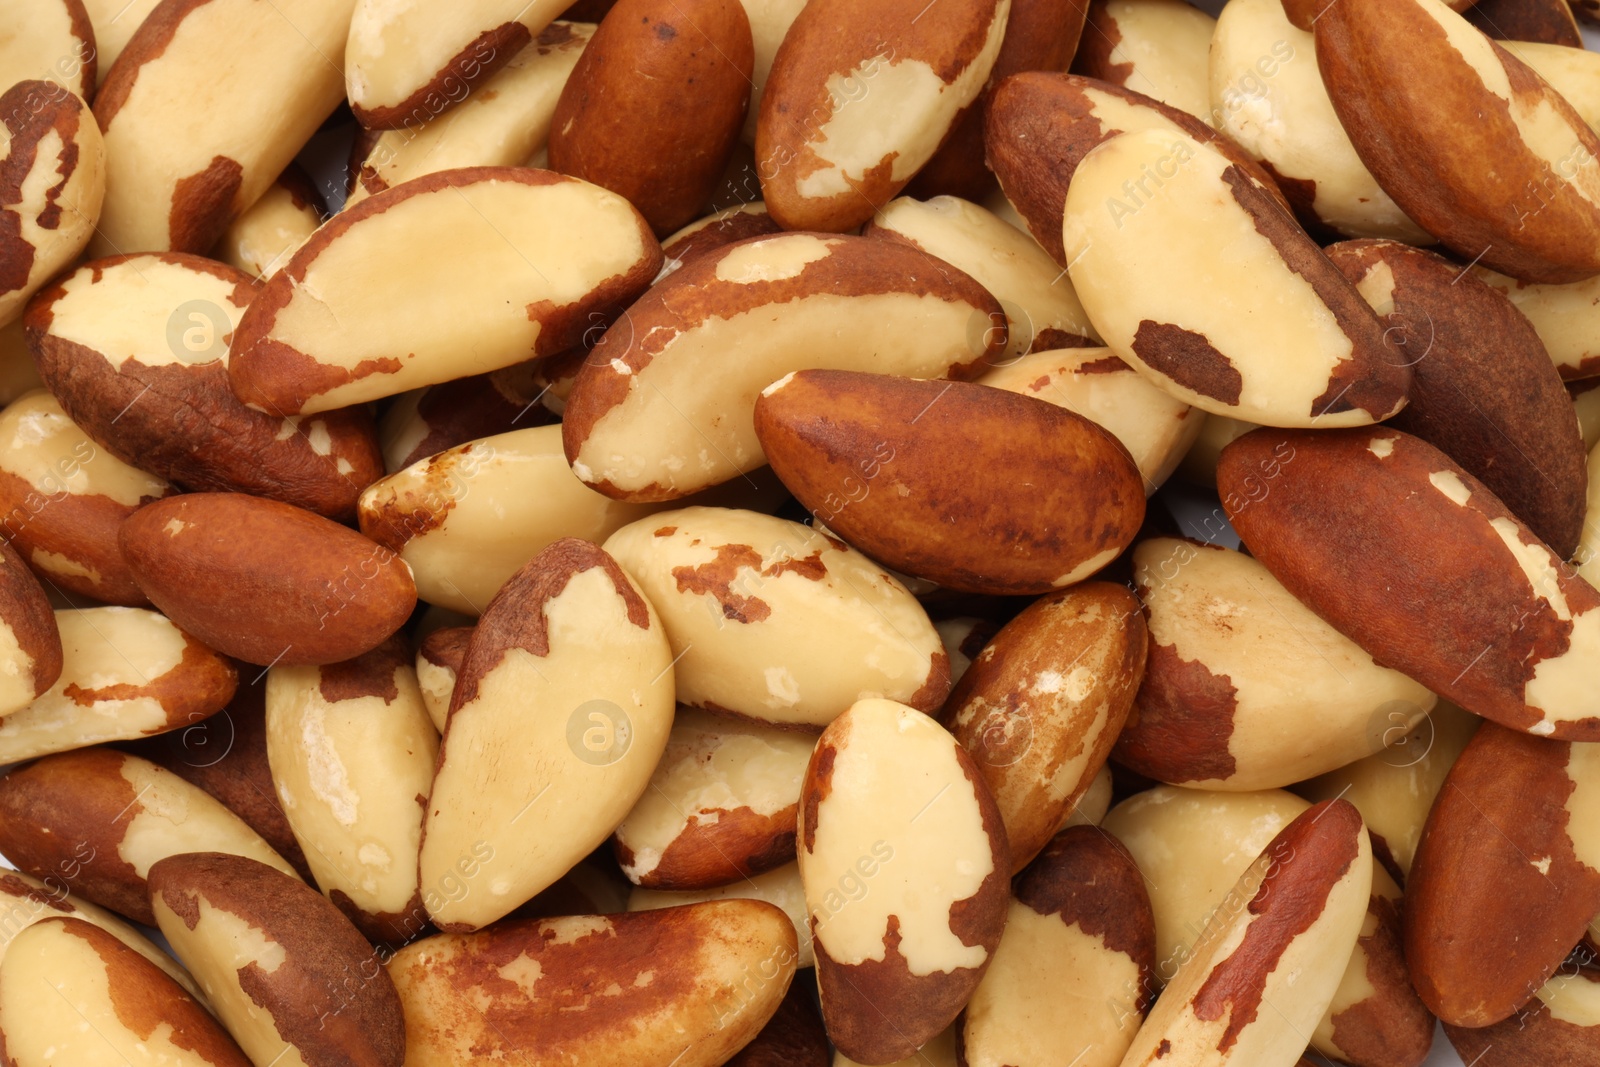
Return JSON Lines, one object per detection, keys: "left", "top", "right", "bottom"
{"left": 211, "top": 164, "right": 323, "bottom": 280}
{"left": 799, "top": 698, "right": 1009, "bottom": 1063}
{"left": 1074, "top": 0, "right": 1216, "bottom": 124}
{"left": 630, "top": 860, "right": 814, "bottom": 968}
{"left": 0, "top": 538, "right": 60, "bottom": 717}
{"left": 420, "top": 538, "right": 675, "bottom": 930}
{"left": 0, "top": 1, "right": 95, "bottom": 100}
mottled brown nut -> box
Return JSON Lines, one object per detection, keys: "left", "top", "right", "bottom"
{"left": 943, "top": 582, "right": 1145, "bottom": 871}
{"left": 0, "top": 537, "right": 60, "bottom": 716}
{"left": 1219, "top": 428, "right": 1600, "bottom": 740}
{"left": 1406, "top": 723, "right": 1600, "bottom": 1027}
{"left": 1318, "top": 875, "right": 1438, "bottom": 1067}
{"left": 1073, "top": 0, "right": 1216, "bottom": 123}
{"left": 25, "top": 254, "right": 384, "bottom": 520}
{"left": 377, "top": 368, "right": 556, "bottom": 474}
{"left": 0, "top": 81, "right": 103, "bottom": 326}
{"left": 755, "top": 371, "right": 1145, "bottom": 594}
{"left": 959, "top": 826, "right": 1157, "bottom": 1067}
{"left": 0, "top": 2, "right": 95, "bottom": 101}
{"left": 630, "top": 860, "right": 813, "bottom": 968}
{"left": 756, "top": 0, "right": 1009, "bottom": 231}
{"left": 799, "top": 698, "right": 1009, "bottom": 1063}
{"left": 119, "top": 493, "right": 418, "bottom": 667}
{"left": 0, "top": 748, "right": 299, "bottom": 924}
{"left": 90, "top": 0, "right": 350, "bottom": 255}
{"left": 210, "top": 163, "right": 323, "bottom": 280}
{"left": 388, "top": 901, "right": 797, "bottom": 1066}
{"left": 149, "top": 852, "right": 405, "bottom": 1067}
{"left": 1466, "top": 0, "right": 1584, "bottom": 45}
{"left": 228, "top": 167, "right": 662, "bottom": 415}
{"left": 415, "top": 624, "right": 470, "bottom": 732}
{"left": 0, "top": 917, "right": 251, "bottom": 1067}
{"left": 1443, "top": 962, "right": 1600, "bottom": 1067}
{"left": 1328, "top": 238, "right": 1589, "bottom": 557}
{"left": 549, "top": 0, "right": 752, "bottom": 235}
{"left": 1314, "top": 0, "right": 1600, "bottom": 283}
{"left": 725, "top": 975, "right": 830, "bottom": 1067}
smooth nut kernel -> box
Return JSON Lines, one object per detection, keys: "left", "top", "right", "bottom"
{"left": 415, "top": 624, "right": 471, "bottom": 733}
{"left": 1074, "top": 0, "right": 1216, "bottom": 125}
{"left": 79, "top": 0, "right": 158, "bottom": 80}
{"left": 210, "top": 164, "right": 323, "bottom": 280}
{"left": 1502, "top": 40, "right": 1600, "bottom": 130}
{"left": 629, "top": 860, "right": 814, "bottom": 968}
{"left": 0, "top": 2, "right": 95, "bottom": 99}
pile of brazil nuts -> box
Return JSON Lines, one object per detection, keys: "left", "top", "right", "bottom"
{"left": 3, "top": 0, "right": 1600, "bottom": 1063}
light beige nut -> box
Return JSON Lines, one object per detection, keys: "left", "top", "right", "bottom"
{"left": 1063, "top": 128, "right": 1409, "bottom": 427}
{"left": 0, "top": 748, "right": 300, "bottom": 925}
{"left": 0, "top": 81, "right": 104, "bottom": 327}
{"left": 1062, "top": 763, "right": 1113, "bottom": 829}
{"left": 358, "top": 424, "right": 659, "bottom": 614}
{"left": 0, "top": 0, "right": 95, "bottom": 100}
{"left": 800, "top": 697, "right": 1009, "bottom": 1063}
{"left": 1502, "top": 41, "right": 1600, "bottom": 131}
{"left": 1473, "top": 266, "right": 1600, "bottom": 379}
{"left": 1576, "top": 379, "right": 1600, "bottom": 450}
{"left": 1114, "top": 538, "right": 1436, "bottom": 790}
{"left": 979, "top": 347, "right": 1204, "bottom": 493}
{"left": 629, "top": 860, "right": 814, "bottom": 967}
{"left": 420, "top": 538, "right": 674, "bottom": 930}
{"left": 1074, "top": 0, "right": 1216, "bottom": 125}
{"left": 149, "top": 852, "right": 405, "bottom": 1067}
{"left": 265, "top": 635, "right": 438, "bottom": 943}
{"left": 0, "top": 389, "right": 174, "bottom": 605}
{"left": 90, "top": 0, "right": 352, "bottom": 255}
{"left": 614, "top": 706, "right": 814, "bottom": 890}
{"left": 562, "top": 232, "right": 1003, "bottom": 502}
{"left": 228, "top": 167, "right": 661, "bottom": 415}
{"left": 0, "top": 538, "right": 60, "bottom": 717}
{"left": 347, "top": 22, "right": 593, "bottom": 209}
{"left": 211, "top": 164, "right": 323, "bottom": 280}
{"left": 1175, "top": 414, "right": 1252, "bottom": 488}
{"left": 387, "top": 900, "right": 798, "bottom": 1067}
{"left": 80, "top": 0, "right": 159, "bottom": 81}
{"left": 415, "top": 624, "right": 470, "bottom": 733}
{"left": 0, "top": 917, "right": 250, "bottom": 1067}
{"left": 604, "top": 507, "right": 948, "bottom": 728}
{"left": 0, "top": 606, "right": 236, "bottom": 763}
{"left": 344, "top": 0, "right": 570, "bottom": 129}
{"left": 961, "top": 826, "right": 1156, "bottom": 1067}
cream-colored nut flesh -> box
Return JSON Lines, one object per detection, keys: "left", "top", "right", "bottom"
{"left": 1575, "top": 385, "right": 1600, "bottom": 452}
{"left": 347, "top": 22, "right": 593, "bottom": 209}
{"left": 1119, "top": 538, "right": 1436, "bottom": 790}
{"left": 614, "top": 707, "right": 814, "bottom": 887}
{"left": 1580, "top": 442, "right": 1599, "bottom": 587}
{"left": 0, "top": 607, "right": 236, "bottom": 763}
{"left": 1208, "top": 0, "right": 1430, "bottom": 242}
{"left": 0, "top": 918, "right": 249, "bottom": 1067}
{"left": 265, "top": 643, "right": 438, "bottom": 941}
{"left": 90, "top": 0, "right": 353, "bottom": 256}
{"left": 867, "top": 196, "right": 1099, "bottom": 357}
{"left": 228, "top": 169, "right": 659, "bottom": 415}
{"left": 1474, "top": 266, "right": 1600, "bottom": 379}
{"left": 1062, "top": 764, "right": 1115, "bottom": 829}
{"left": 359, "top": 425, "right": 659, "bottom": 614}
{"left": 1537, "top": 961, "right": 1600, "bottom": 1025}
{"left": 344, "top": 0, "right": 571, "bottom": 128}
{"left": 0, "top": 390, "right": 169, "bottom": 511}
{"left": 1175, "top": 414, "right": 1251, "bottom": 487}
{"left": 1503, "top": 41, "right": 1600, "bottom": 133}
{"left": 212, "top": 172, "right": 321, "bottom": 280}
{"left": 1081, "top": 0, "right": 1216, "bottom": 125}
{"left": 1063, "top": 128, "right": 1406, "bottom": 427}
{"left": 0, "top": 82, "right": 104, "bottom": 327}
{"left": 739, "top": 0, "right": 808, "bottom": 145}
{"left": 0, "top": 1, "right": 95, "bottom": 99}
{"left": 1297, "top": 701, "right": 1481, "bottom": 877}
{"left": 1116, "top": 801, "right": 1373, "bottom": 1067}
{"left": 1307, "top": 864, "right": 1413, "bottom": 1064}
{"left": 81, "top": 0, "right": 161, "bottom": 80}
{"left": 630, "top": 861, "right": 814, "bottom": 967}
{"left": 980, "top": 347, "right": 1203, "bottom": 493}
{"left": 420, "top": 540, "right": 675, "bottom": 930}
{"left": 605, "top": 508, "right": 948, "bottom": 728}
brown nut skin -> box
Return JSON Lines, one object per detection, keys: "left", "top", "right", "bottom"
{"left": 119, "top": 493, "right": 418, "bottom": 667}
{"left": 1220, "top": 428, "right": 1600, "bottom": 741}
{"left": 1443, "top": 962, "right": 1600, "bottom": 1067}
{"left": 0, "top": 538, "right": 62, "bottom": 705}
{"left": 1319, "top": 871, "right": 1437, "bottom": 1067}
{"left": 942, "top": 582, "right": 1146, "bottom": 873}
{"left": 984, "top": 72, "right": 1291, "bottom": 266}
{"left": 1465, "top": 0, "right": 1584, "bottom": 45}
{"left": 149, "top": 852, "right": 406, "bottom": 1067}
{"left": 754, "top": 370, "right": 1144, "bottom": 595}
{"left": 379, "top": 366, "right": 556, "bottom": 472}
{"left": 660, "top": 204, "right": 783, "bottom": 273}
{"left": 1405, "top": 723, "right": 1600, "bottom": 1027}
{"left": 724, "top": 975, "right": 830, "bottom": 1067}
{"left": 549, "top": 0, "right": 752, "bottom": 236}
{"left": 1314, "top": 0, "right": 1600, "bottom": 284}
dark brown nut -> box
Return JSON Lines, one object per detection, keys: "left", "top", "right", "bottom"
{"left": 377, "top": 369, "right": 555, "bottom": 473}
{"left": 0, "top": 2, "right": 96, "bottom": 100}
{"left": 149, "top": 852, "right": 405, "bottom": 1067}
{"left": 756, "top": 0, "right": 1009, "bottom": 232}
{"left": 210, "top": 163, "right": 324, "bottom": 280}
{"left": 943, "top": 583, "right": 1146, "bottom": 872}
{"left": 1115, "top": 538, "right": 1436, "bottom": 791}
{"left": 0, "top": 81, "right": 103, "bottom": 326}
{"left": 0, "top": 537, "right": 61, "bottom": 716}
{"left": 562, "top": 233, "right": 1005, "bottom": 502}
{"left": 0, "top": 389, "right": 174, "bottom": 605}
{"left": 1073, "top": 0, "right": 1216, "bottom": 123}
{"left": 0, "top": 748, "right": 300, "bottom": 924}
{"left": 1314, "top": 0, "right": 1600, "bottom": 284}
{"left": 119, "top": 493, "right": 418, "bottom": 667}
{"left": 25, "top": 254, "right": 384, "bottom": 520}
{"left": 386, "top": 900, "right": 797, "bottom": 1066}
{"left": 1328, "top": 237, "right": 1589, "bottom": 557}
{"left": 724, "top": 975, "right": 830, "bottom": 1067}
{"left": 549, "top": 0, "right": 752, "bottom": 235}
{"left": 1466, "top": 0, "right": 1584, "bottom": 45}
{"left": 959, "top": 826, "right": 1157, "bottom": 1067}
{"left": 984, "top": 72, "right": 1293, "bottom": 266}
{"left": 1219, "top": 428, "right": 1600, "bottom": 740}
{"left": 227, "top": 167, "right": 662, "bottom": 416}
{"left": 1443, "top": 960, "right": 1600, "bottom": 1067}
{"left": 1405, "top": 723, "right": 1600, "bottom": 1027}
{"left": 754, "top": 370, "right": 1145, "bottom": 595}
{"left": 415, "top": 624, "right": 471, "bottom": 732}
{"left": 0, "top": 606, "right": 237, "bottom": 764}
{"left": 0, "top": 916, "right": 251, "bottom": 1067}
{"left": 660, "top": 204, "right": 783, "bottom": 276}
{"left": 613, "top": 707, "right": 813, "bottom": 890}
{"left": 799, "top": 698, "right": 1009, "bottom": 1063}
